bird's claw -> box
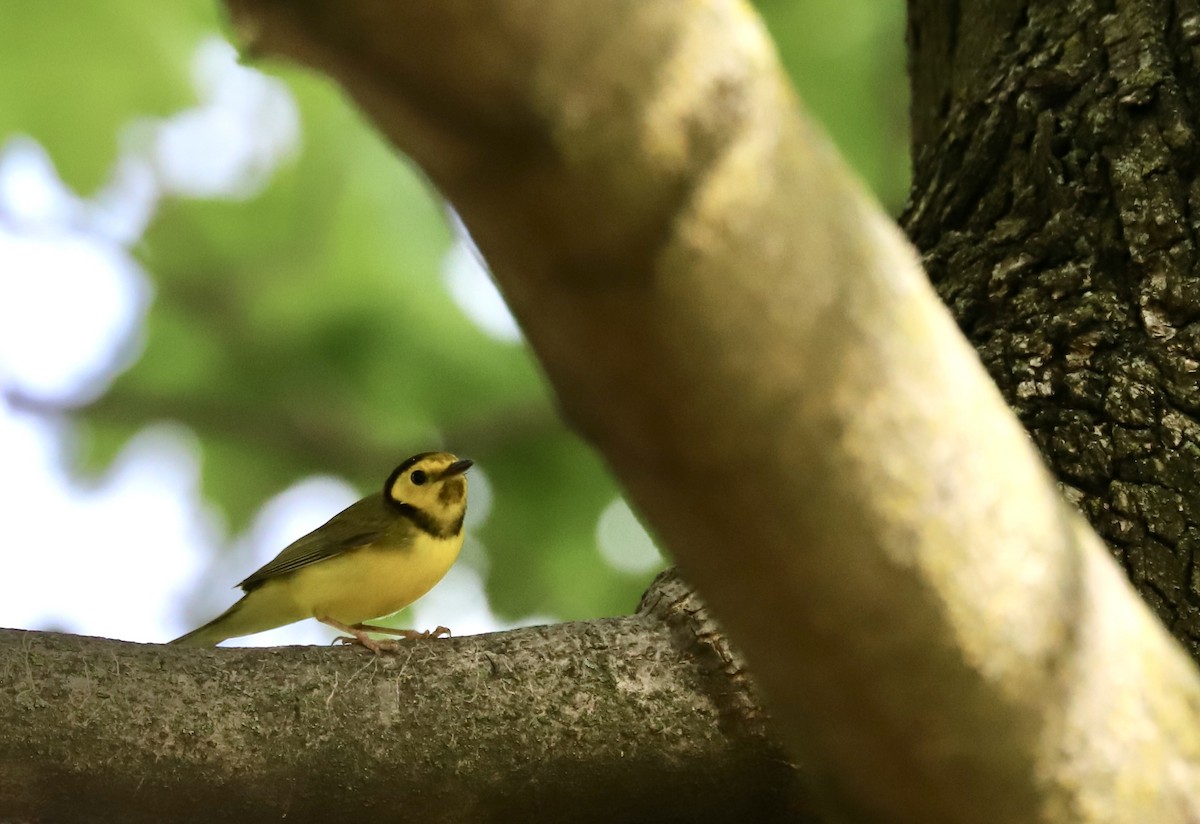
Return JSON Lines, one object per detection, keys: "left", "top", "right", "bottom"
{"left": 352, "top": 623, "right": 453, "bottom": 641}
{"left": 320, "top": 616, "right": 452, "bottom": 654}
{"left": 331, "top": 633, "right": 400, "bottom": 654}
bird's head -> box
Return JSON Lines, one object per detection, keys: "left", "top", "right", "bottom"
{"left": 384, "top": 452, "right": 472, "bottom": 536}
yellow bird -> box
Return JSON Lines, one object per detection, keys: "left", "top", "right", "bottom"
{"left": 171, "top": 452, "right": 472, "bottom": 652}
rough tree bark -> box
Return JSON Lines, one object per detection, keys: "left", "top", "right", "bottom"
{"left": 0, "top": 571, "right": 808, "bottom": 823}
{"left": 906, "top": 0, "right": 1200, "bottom": 660}
{"left": 7, "top": 2, "right": 1200, "bottom": 823}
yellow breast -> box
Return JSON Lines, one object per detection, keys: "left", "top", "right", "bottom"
{"left": 280, "top": 530, "right": 464, "bottom": 625}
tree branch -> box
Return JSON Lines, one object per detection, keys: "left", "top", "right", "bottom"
{"left": 0, "top": 571, "right": 810, "bottom": 823}
{"left": 218, "top": 1, "right": 1200, "bottom": 821}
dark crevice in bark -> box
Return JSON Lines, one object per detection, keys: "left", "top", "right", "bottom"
{"left": 904, "top": 0, "right": 1200, "bottom": 658}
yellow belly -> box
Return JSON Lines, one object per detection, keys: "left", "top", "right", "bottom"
{"left": 279, "top": 531, "right": 464, "bottom": 625}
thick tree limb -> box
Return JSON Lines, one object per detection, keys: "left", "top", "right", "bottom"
{"left": 219, "top": 2, "right": 1200, "bottom": 822}
{"left": 0, "top": 571, "right": 808, "bottom": 823}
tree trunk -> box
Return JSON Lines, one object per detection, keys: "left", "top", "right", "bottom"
{"left": 906, "top": 0, "right": 1200, "bottom": 658}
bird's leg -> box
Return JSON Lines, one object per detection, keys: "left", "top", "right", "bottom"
{"left": 354, "top": 623, "right": 452, "bottom": 640}
{"left": 317, "top": 616, "right": 399, "bottom": 654}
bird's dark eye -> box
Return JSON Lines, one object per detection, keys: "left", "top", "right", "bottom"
{"left": 410, "top": 469, "right": 428, "bottom": 486}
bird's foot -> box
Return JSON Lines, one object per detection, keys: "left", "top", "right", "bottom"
{"left": 319, "top": 616, "right": 402, "bottom": 654}
{"left": 331, "top": 633, "right": 400, "bottom": 654}
{"left": 354, "top": 623, "right": 452, "bottom": 640}
{"left": 319, "top": 616, "right": 449, "bottom": 653}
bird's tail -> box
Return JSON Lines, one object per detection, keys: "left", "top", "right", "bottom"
{"left": 170, "top": 585, "right": 305, "bottom": 647}
{"left": 169, "top": 601, "right": 246, "bottom": 647}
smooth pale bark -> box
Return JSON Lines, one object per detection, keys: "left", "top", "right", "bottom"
{"left": 218, "top": 2, "right": 1200, "bottom": 822}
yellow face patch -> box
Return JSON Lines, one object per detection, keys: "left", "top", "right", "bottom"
{"left": 383, "top": 452, "right": 471, "bottom": 538}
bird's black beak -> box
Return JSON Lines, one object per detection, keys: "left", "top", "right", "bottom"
{"left": 441, "top": 459, "right": 473, "bottom": 478}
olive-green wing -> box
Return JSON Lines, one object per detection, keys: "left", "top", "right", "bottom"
{"left": 237, "top": 496, "right": 407, "bottom": 591}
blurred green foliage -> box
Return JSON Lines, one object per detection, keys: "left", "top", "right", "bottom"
{"left": 757, "top": 0, "right": 910, "bottom": 212}
{"left": 0, "top": 1, "right": 908, "bottom": 624}
{"left": 0, "top": 1, "right": 217, "bottom": 193}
